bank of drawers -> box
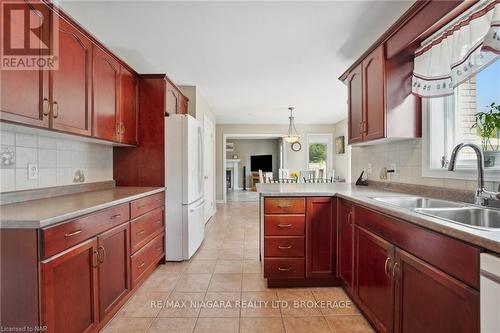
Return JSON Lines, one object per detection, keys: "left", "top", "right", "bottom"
{"left": 263, "top": 197, "right": 305, "bottom": 279}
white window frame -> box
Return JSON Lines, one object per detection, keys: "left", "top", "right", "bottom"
{"left": 305, "top": 133, "right": 333, "bottom": 175}
{"left": 422, "top": 98, "right": 500, "bottom": 182}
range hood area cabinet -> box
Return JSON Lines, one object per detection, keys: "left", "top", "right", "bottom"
{"left": 0, "top": 0, "right": 138, "bottom": 146}
{"left": 343, "top": 45, "right": 421, "bottom": 145}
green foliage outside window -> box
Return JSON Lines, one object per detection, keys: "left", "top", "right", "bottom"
{"left": 309, "top": 143, "right": 327, "bottom": 163}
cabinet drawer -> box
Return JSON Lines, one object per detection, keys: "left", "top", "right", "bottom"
{"left": 130, "top": 207, "right": 164, "bottom": 254}
{"left": 131, "top": 192, "right": 165, "bottom": 219}
{"left": 264, "top": 258, "right": 305, "bottom": 279}
{"left": 264, "top": 237, "right": 305, "bottom": 257}
{"left": 264, "top": 198, "right": 305, "bottom": 214}
{"left": 131, "top": 232, "right": 164, "bottom": 287}
{"left": 264, "top": 215, "right": 305, "bottom": 236}
{"left": 42, "top": 204, "right": 130, "bottom": 259}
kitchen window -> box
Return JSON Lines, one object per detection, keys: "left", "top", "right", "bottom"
{"left": 306, "top": 134, "right": 333, "bottom": 177}
{"left": 423, "top": 58, "right": 500, "bottom": 181}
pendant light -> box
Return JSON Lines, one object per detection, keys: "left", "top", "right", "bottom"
{"left": 284, "top": 107, "right": 300, "bottom": 143}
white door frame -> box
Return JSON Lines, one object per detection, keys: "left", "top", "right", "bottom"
{"left": 203, "top": 115, "right": 216, "bottom": 222}
{"left": 222, "top": 133, "right": 284, "bottom": 204}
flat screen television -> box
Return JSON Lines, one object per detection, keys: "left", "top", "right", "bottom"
{"left": 250, "top": 155, "right": 272, "bottom": 172}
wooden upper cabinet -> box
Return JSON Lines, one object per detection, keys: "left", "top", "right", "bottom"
{"left": 355, "top": 226, "right": 394, "bottom": 333}
{"left": 394, "top": 248, "right": 479, "bottom": 333}
{"left": 118, "top": 66, "right": 138, "bottom": 145}
{"left": 179, "top": 95, "right": 189, "bottom": 115}
{"left": 40, "top": 238, "right": 99, "bottom": 333}
{"left": 362, "top": 45, "right": 385, "bottom": 141}
{"left": 306, "top": 197, "right": 336, "bottom": 279}
{"left": 338, "top": 199, "right": 354, "bottom": 291}
{"left": 346, "top": 64, "right": 363, "bottom": 144}
{"left": 51, "top": 15, "right": 92, "bottom": 136}
{"left": 93, "top": 47, "right": 120, "bottom": 141}
{"left": 97, "top": 223, "right": 130, "bottom": 320}
{"left": 0, "top": 1, "right": 49, "bottom": 128}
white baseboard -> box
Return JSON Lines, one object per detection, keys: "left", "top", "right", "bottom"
{"left": 216, "top": 200, "right": 225, "bottom": 204}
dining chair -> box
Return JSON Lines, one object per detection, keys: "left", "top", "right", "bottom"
{"left": 300, "top": 170, "right": 315, "bottom": 182}
{"left": 258, "top": 170, "right": 264, "bottom": 183}
{"left": 264, "top": 172, "right": 273, "bottom": 183}
{"left": 278, "top": 168, "right": 290, "bottom": 180}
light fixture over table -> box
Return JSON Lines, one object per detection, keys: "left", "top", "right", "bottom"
{"left": 284, "top": 106, "right": 300, "bottom": 143}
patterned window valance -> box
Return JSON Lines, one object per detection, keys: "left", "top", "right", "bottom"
{"left": 412, "top": 0, "right": 500, "bottom": 98}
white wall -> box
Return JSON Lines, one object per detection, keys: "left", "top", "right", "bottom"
{"left": 216, "top": 123, "right": 336, "bottom": 201}
{"left": 227, "top": 138, "right": 281, "bottom": 188}
{"left": 334, "top": 118, "right": 350, "bottom": 181}
{"left": 0, "top": 128, "right": 113, "bottom": 192}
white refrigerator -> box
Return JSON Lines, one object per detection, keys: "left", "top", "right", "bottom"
{"left": 165, "top": 114, "right": 205, "bottom": 261}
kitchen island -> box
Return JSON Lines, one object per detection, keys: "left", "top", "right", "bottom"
{"left": 257, "top": 182, "right": 497, "bottom": 333}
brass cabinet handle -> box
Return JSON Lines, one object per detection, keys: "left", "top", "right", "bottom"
{"left": 347, "top": 211, "right": 353, "bottom": 226}
{"left": 42, "top": 98, "right": 50, "bottom": 116}
{"left": 121, "top": 123, "right": 125, "bottom": 134}
{"left": 98, "top": 246, "right": 106, "bottom": 264}
{"left": 137, "top": 229, "right": 145, "bottom": 235}
{"left": 384, "top": 257, "right": 392, "bottom": 277}
{"left": 277, "top": 203, "right": 292, "bottom": 208}
{"left": 155, "top": 219, "right": 162, "bottom": 225}
{"left": 52, "top": 101, "right": 59, "bottom": 119}
{"left": 138, "top": 204, "right": 146, "bottom": 209}
{"left": 278, "top": 267, "right": 292, "bottom": 271}
{"left": 392, "top": 262, "right": 400, "bottom": 281}
{"left": 64, "top": 229, "right": 82, "bottom": 238}
{"left": 116, "top": 123, "right": 121, "bottom": 135}
{"left": 278, "top": 245, "right": 292, "bottom": 250}
{"left": 277, "top": 223, "right": 292, "bottom": 228}
{"left": 138, "top": 261, "right": 146, "bottom": 268}
{"left": 110, "top": 214, "right": 121, "bottom": 220}
{"left": 92, "top": 249, "right": 99, "bottom": 268}
{"left": 156, "top": 246, "right": 162, "bottom": 252}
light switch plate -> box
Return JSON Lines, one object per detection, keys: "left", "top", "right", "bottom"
{"left": 28, "top": 163, "right": 38, "bottom": 180}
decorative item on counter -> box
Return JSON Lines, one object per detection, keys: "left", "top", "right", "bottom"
{"left": 232, "top": 154, "right": 238, "bottom": 159}
{"left": 290, "top": 171, "right": 299, "bottom": 181}
{"left": 291, "top": 141, "right": 302, "bottom": 152}
{"left": 335, "top": 136, "right": 345, "bottom": 154}
{"left": 355, "top": 171, "right": 368, "bottom": 186}
{"left": 73, "top": 169, "right": 85, "bottom": 183}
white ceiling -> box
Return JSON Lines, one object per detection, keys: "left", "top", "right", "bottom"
{"left": 58, "top": 0, "right": 414, "bottom": 124}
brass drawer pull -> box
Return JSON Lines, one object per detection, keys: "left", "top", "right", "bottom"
{"left": 277, "top": 203, "right": 292, "bottom": 208}
{"left": 278, "top": 267, "right": 292, "bottom": 271}
{"left": 138, "top": 204, "right": 147, "bottom": 209}
{"left": 384, "top": 257, "right": 392, "bottom": 277}
{"left": 138, "top": 261, "right": 146, "bottom": 268}
{"left": 392, "top": 262, "right": 400, "bottom": 281}
{"left": 156, "top": 246, "right": 163, "bottom": 252}
{"left": 92, "top": 249, "right": 99, "bottom": 268}
{"left": 137, "top": 230, "right": 145, "bottom": 235}
{"left": 110, "top": 214, "right": 122, "bottom": 220}
{"left": 52, "top": 101, "right": 59, "bottom": 119}
{"left": 155, "top": 219, "right": 162, "bottom": 225}
{"left": 64, "top": 229, "right": 82, "bottom": 238}
{"left": 42, "top": 98, "right": 50, "bottom": 116}
{"left": 277, "top": 223, "right": 292, "bottom": 228}
{"left": 98, "top": 246, "right": 106, "bottom": 264}
{"left": 278, "top": 245, "right": 292, "bottom": 250}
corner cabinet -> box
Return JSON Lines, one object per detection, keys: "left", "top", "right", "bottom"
{"left": 337, "top": 199, "right": 354, "bottom": 291}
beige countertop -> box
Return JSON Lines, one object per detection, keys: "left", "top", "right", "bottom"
{"left": 257, "top": 182, "right": 500, "bottom": 254}
{"left": 0, "top": 187, "right": 165, "bottom": 229}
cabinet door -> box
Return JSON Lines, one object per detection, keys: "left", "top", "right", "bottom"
{"left": 97, "top": 222, "right": 130, "bottom": 320}
{"left": 119, "top": 66, "right": 138, "bottom": 145}
{"left": 338, "top": 199, "right": 354, "bottom": 291}
{"left": 362, "top": 45, "right": 385, "bottom": 141}
{"left": 306, "top": 197, "right": 336, "bottom": 278}
{"left": 346, "top": 63, "right": 363, "bottom": 144}
{"left": 50, "top": 15, "right": 92, "bottom": 136}
{"left": 355, "top": 226, "right": 394, "bottom": 333}
{"left": 0, "top": 1, "right": 49, "bottom": 128}
{"left": 165, "top": 81, "right": 179, "bottom": 116}
{"left": 179, "top": 95, "right": 188, "bottom": 114}
{"left": 93, "top": 46, "right": 120, "bottom": 141}
{"left": 40, "top": 238, "right": 99, "bottom": 333}
{"left": 394, "top": 248, "right": 479, "bottom": 333}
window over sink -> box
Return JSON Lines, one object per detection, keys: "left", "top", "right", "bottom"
{"left": 423, "top": 58, "right": 500, "bottom": 181}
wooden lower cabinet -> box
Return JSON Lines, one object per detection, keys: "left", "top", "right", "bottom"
{"left": 393, "top": 248, "right": 479, "bottom": 333}
{"left": 306, "top": 197, "right": 336, "bottom": 279}
{"left": 40, "top": 238, "right": 99, "bottom": 333}
{"left": 97, "top": 223, "right": 130, "bottom": 320}
{"left": 355, "top": 226, "right": 394, "bottom": 333}
{"left": 338, "top": 199, "right": 354, "bottom": 291}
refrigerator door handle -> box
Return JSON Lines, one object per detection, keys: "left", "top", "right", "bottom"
{"left": 189, "top": 200, "right": 205, "bottom": 212}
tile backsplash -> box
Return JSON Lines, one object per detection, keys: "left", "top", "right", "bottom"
{"left": 0, "top": 130, "right": 113, "bottom": 192}
{"left": 351, "top": 139, "right": 499, "bottom": 192}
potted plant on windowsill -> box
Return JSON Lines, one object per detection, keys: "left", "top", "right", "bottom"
{"left": 472, "top": 102, "right": 500, "bottom": 167}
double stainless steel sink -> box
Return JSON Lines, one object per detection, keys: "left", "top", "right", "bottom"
{"left": 372, "top": 196, "right": 500, "bottom": 231}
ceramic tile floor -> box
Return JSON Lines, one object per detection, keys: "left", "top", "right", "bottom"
{"left": 102, "top": 202, "right": 374, "bottom": 333}
{"left": 226, "top": 190, "right": 259, "bottom": 202}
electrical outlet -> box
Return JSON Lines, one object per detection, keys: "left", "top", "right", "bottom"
{"left": 28, "top": 164, "right": 38, "bottom": 180}
{"left": 367, "top": 163, "right": 372, "bottom": 177}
